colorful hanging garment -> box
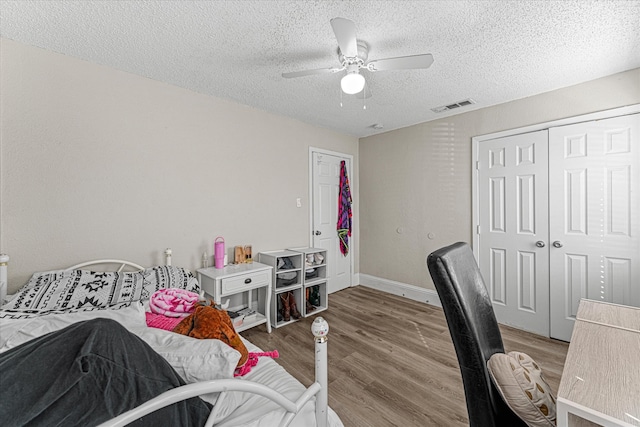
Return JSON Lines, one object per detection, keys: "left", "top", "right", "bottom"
{"left": 337, "top": 160, "right": 352, "bottom": 256}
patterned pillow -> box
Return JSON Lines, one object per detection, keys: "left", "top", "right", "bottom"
{"left": 3, "top": 270, "right": 145, "bottom": 311}
{"left": 487, "top": 351, "right": 556, "bottom": 427}
{"left": 19, "top": 270, "right": 67, "bottom": 290}
{"left": 142, "top": 266, "right": 200, "bottom": 299}
{"left": 1, "top": 266, "right": 200, "bottom": 319}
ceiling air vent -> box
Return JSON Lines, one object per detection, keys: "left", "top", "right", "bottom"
{"left": 431, "top": 99, "right": 476, "bottom": 113}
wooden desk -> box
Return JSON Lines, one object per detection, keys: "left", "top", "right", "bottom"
{"left": 557, "top": 300, "right": 640, "bottom": 427}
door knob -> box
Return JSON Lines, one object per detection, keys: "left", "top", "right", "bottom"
{"left": 552, "top": 241, "right": 563, "bottom": 248}
{"left": 535, "top": 241, "right": 545, "bottom": 248}
{"left": 315, "top": 231, "right": 322, "bottom": 236}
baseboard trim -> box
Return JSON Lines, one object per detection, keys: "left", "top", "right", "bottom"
{"left": 358, "top": 274, "right": 441, "bottom": 307}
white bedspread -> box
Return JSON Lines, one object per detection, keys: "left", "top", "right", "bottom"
{"left": 217, "top": 338, "right": 343, "bottom": 427}
{"left": 0, "top": 304, "right": 343, "bottom": 427}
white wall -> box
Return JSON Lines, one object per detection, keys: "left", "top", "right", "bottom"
{"left": 3, "top": 37, "right": 638, "bottom": 296}
{"left": 0, "top": 38, "right": 359, "bottom": 292}
{"left": 359, "top": 68, "right": 640, "bottom": 292}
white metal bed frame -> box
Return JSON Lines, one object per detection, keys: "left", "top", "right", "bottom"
{"left": 0, "top": 250, "right": 330, "bottom": 427}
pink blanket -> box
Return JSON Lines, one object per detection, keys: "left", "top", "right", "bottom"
{"left": 145, "top": 312, "right": 183, "bottom": 331}
{"left": 149, "top": 288, "right": 200, "bottom": 318}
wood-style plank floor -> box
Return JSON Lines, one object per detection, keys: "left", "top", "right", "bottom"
{"left": 242, "top": 286, "right": 569, "bottom": 427}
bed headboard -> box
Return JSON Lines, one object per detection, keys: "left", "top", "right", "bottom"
{"left": 0, "top": 249, "right": 173, "bottom": 303}
{"left": 65, "top": 259, "right": 146, "bottom": 272}
{"left": 0, "top": 253, "right": 9, "bottom": 304}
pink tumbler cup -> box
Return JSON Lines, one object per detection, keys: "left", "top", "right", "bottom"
{"left": 214, "top": 237, "right": 225, "bottom": 269}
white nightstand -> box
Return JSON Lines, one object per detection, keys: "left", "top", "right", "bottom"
{"left": 197, "top": 262, "right": 272, "bottom": 333}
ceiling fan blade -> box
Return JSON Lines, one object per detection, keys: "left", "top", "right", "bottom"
{"left": 282, "top": 67, "right": 341, "bottom": 78}
{"left": 330, "top": 17, "right": 358, "bottom": 58}
{"left": 366, "top": 54, "right": 434, "bottom": 72}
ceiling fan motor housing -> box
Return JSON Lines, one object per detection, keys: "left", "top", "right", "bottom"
{"left": 338, "top": 41, "right": 369, "bottom": 68}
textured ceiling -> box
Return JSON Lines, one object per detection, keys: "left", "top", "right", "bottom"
{"left": 1, "top": 0, "right": 639, "bottom": 137}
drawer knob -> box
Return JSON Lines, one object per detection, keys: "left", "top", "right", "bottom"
{"left": 244, "top": 278, "right": 252, "bottom": 284}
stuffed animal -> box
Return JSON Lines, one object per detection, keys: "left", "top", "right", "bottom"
{"left": 173, "top": 301, "right": 249, "bottom": 367}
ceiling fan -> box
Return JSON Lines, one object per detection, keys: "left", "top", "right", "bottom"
{"left": 282, "top": 17, "right": 434, "bottom": 96}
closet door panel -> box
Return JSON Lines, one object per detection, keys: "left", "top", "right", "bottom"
{"left": 549, "top": 113, "right": 640, "bottom": 341}
{"left": 478, "top": 130, "right": 550, "bottom": 336}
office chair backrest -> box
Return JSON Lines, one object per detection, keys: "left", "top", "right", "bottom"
{"left": 427, "top": 242, "right": 526, "bottom": 427}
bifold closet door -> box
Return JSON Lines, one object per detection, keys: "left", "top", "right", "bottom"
{"left": 549, "top": 113, "right": 640, "bottom": 341}
{"left": 477, "top": 130, "right": 550, "bottom": 336}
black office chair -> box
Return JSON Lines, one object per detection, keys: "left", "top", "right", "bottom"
{"left": 427, "top": 242, "right": 526, "bottom": 427}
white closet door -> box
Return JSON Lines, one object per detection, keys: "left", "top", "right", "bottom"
{"left": 549, "top": 113, "right": 640, "bottom": 341}
{"left": 478, "top": 130, "right": 550, "bottom": 336}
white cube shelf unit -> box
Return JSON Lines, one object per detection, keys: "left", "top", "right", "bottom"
{"left": 288, "top": 247, "right": 328, "bottom": 317}
{"left": 258, "top": 250, "right": 304, "bottom": 329}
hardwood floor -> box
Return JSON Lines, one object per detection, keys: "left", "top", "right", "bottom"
{"left": 242, "top": 286, "right": 569, "bottom": 427}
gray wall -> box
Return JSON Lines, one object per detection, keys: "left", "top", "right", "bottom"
{"left": 0, "top": 38, "right": 359, "bottom": 291}
{"left": 359, "top": 68, "right": 640, "bottom": 291}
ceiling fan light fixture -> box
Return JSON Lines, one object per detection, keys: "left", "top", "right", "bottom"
{"left": 341, "top": 71, "right": 365, "bottom": 94}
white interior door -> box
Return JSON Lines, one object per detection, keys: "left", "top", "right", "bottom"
{"left": 311, "top": 151, "right": 352, "bottom": 293}
{"left": 478, "top": 130, "right": 550, "bottom": 336}
{"left": 549, "top": 113, "right": 640, "bottom": 341}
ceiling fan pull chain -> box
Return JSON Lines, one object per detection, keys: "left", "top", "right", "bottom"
{"left": 363, "top": 83, "right": 367, "bottom": 110}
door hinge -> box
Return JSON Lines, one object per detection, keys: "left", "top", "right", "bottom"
{"left": 476, "top": 161, "right": 480, "bottom": 170}
{"left": 477, "top": 225, "right": 481, "bottom": 234}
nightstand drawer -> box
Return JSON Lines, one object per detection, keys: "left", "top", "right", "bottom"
{"left": 221, "top": 270, "right": 270, "bottom": 294}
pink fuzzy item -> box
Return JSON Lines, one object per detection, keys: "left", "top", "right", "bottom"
{"left": 149, "top": 288, "right": 200, "bottom": 318}
{"left": 234, "top": 350, "right": 279, "bottom": 377}
{"left": 145, "top": 312, "right": 183, "bottom": 331}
